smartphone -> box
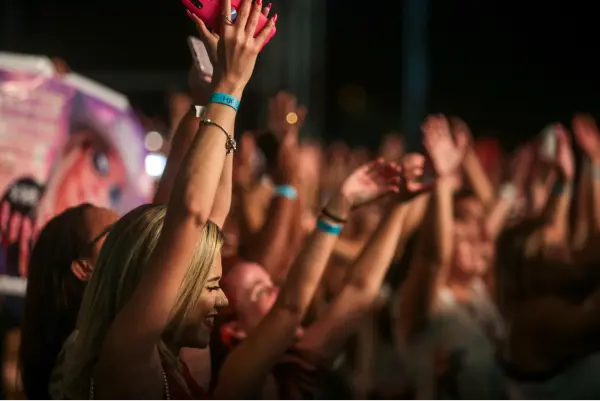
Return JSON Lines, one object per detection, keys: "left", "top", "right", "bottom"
{"left": 182, "top": 0, "right": 276, "bottom": 48}
{"left": 187, "top": 36, "right": 214, "bottom": 77}
{"left": 540, "top": 125, "right": 557, "bottom": 161}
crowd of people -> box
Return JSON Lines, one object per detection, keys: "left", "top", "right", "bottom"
{"left": 2, "top": 0, "right": 600, "bottom": 399}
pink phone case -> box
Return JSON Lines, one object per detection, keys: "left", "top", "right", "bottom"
{"left": 182, "top": 0, "right": 276, "bottom": 48}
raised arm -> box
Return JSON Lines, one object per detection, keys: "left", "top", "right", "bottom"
{"left": 297, "top": 157, "right": 430, "bottom": 360}
{"left": 244, "top": 131, "right": 301, "bottom": 280}
{"left": 485, "top": 144, "right": 534, "bottom": 240}
{"left": 539, "top": 125, "right": 574, "bottom": 248}
{"left": 397, "top": 115, "right": 466, "bottom": 340}
{"left": 94, "top": 0, "right": 275, "bottom": 395}
{"left": 572, "top": 114, "right": 600, "bottom": 263}
{"left": 214, "top": 160, "right": 398, "bottom": 398}
{"left": 453, "top": 118, "right": 496, "bottom": 209}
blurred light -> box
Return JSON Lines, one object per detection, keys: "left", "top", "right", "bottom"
{"left": 145, "top": 153, "right": 167, "bottom": 177}
{"left": 145, "top": 131, "right": 164, "bottom": 152}
{"left": 286, "top": 112, "right": 298, "bottom": 125}
{"left": 338, "top": 84, "right": 367, "bottom": 114}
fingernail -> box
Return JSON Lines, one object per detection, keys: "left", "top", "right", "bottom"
{"left": 267, "top": 2, "right": 272, "bottom": 7}
{"left": 273, "top": 13, "right": 278, "bottom": 22}
{"left": 257, "top": 0, "right": 262, "bottom": 5}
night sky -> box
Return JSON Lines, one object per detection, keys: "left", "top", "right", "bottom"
{"left": 3, "top": 0, "right": 600, "bottom": 151}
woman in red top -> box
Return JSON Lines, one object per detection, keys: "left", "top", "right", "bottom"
{"left": 59, "top": 1, "right": 277, "bottom": 398}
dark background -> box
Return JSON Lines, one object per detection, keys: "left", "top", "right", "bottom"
{"left": 2, "top": 0, "right": 600, "bottom": 151}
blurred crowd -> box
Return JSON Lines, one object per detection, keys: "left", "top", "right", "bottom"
{"left": 2, "top": 1, "right": 600, "bottom": 399}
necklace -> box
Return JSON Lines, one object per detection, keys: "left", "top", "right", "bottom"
{"left": 89, "top": 369, "right": 170, "bottom": 400}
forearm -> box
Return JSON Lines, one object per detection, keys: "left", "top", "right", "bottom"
{"left": 541, "top": 176, "right": 573, "bottom": 245}
{"left": 209, "top": 155, "right": 233, "bottom": 228}
{"left": 153, "top": 109, "right": 198, "bottom": 204}
{"left": 245, "top": 195, "right": 296, "bottom": 278}
{"left": 463, "top": 150, "right": 496, "bottom": 209}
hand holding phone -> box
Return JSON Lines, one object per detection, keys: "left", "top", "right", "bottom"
{"left": 182, "top": 0, "right": 276, "bottom": 49}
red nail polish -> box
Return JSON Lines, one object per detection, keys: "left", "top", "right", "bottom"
{"left": 267, "top": 2, "right": 272, "bottom": 8}
{"left": 257, "top": 0, "right": 262, "bottom": 5}
{"left": 273, "top": 13, "right": 278, "bottom": 22}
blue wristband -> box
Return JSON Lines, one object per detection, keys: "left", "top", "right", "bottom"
{"left": 274, "top": 185, "right": 298, "bottom": 200}
{"left": 317, "top": 218, "right": 343, "bottom": 236}
{"left": 210, "top": 92, "right": 240, "bottom": 112}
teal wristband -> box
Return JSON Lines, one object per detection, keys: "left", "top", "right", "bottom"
{"left": 210, "top": 92, "right": 240, "bottom": 112}
{"left": 316, "top": 219, "right": 342, "bottom": 236}
{"left": 274, "top": 185, "right": 297, "bottom": 200}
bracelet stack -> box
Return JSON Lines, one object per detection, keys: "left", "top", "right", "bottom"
{"left": 195, "top": 92, "right": 241, "bottom": 155}
{"left": 316, "top": 208, "right": 347, "bottom": 236}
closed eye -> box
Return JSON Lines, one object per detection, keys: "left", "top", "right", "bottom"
{"left": 208, "top": 286, "right": 221, "bottom": 292}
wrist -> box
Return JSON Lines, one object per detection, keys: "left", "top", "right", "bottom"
{"left": 326, "top": 191, "right": 352, "bottom": 220}
{"left": 213, "top": 78, "right": 245, "bottom": 100}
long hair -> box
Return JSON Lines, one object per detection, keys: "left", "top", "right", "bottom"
{"left": 61, "top": 204, "right": 223, "bottom": 399}
{"left": 19, "top": 203, "right": 94, "bottom": 400}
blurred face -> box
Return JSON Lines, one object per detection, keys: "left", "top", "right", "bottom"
{"left": 225, "top": 263, "right": 279, "bottom": 332}
{"left": 453, "top": 222, "right": 489, "bottom": 277}
{"left": 455, "top": 196, "right": 485, "bottom": 224}
{"left": 177, "top": 255, "right": 229, "bottom": 348}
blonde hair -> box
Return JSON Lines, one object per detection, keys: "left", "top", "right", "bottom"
{"left": 61, "top": 204, "right": 224, "bottom": 399}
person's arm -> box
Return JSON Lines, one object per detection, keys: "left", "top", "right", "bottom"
{"left": 214, "top": 191, "right": 349, "bottom": 399}
{"left": 572, "top": 114, "right": 600, "bottom": 263}
{"left": 296, "top": 154, "right": 429, "bottom": 358}
{"left": 214, "top": 160, "right": 401, "bottom": 399}
{"left": 453, "top": 119, "right": 496, "bottom": 209}
{"left": 572, "top": 161, "right": 591, "bottom": 250}
{"left": 94, "top": 2, "right": 274, "bottom": 397}
{"left": 539, "top": 126, "right": 574, "bottom": 248}
{"left": 397, "top": 115, "right": 465, "bottom": 340}
{"left": 463, "top": 150, "right": 496, "bottom": 209}
{"left": 244, "top": 132, "right": 301, "bottom": 280}
{"left": 485, "top": 145, "right": 534, "bottom": 240}
{"left": 295, "top": 198, "right": 411, "bottom": 360}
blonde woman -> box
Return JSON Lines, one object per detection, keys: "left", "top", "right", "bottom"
{"left": 60, "top": 0, "right": 276, "bottom": 398}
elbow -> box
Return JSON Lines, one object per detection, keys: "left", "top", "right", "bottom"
{"left": 180, "top": 194, "right": 211, "bottom": 228}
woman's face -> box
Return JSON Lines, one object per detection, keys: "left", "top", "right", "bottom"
{"left": 177, "top": 255, "right": 229, "bottom": 349}
{"left": 225, "top": 262, "right": 279, "bottom": 332}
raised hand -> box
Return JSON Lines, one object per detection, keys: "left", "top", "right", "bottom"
{"left": 340, "top": 159, "right": 401, "bottom": 208}
{"left": 573, "top": 113, "right": 600, "bottom": 164}
{"left": 422, "top": 114, "right": 468, "bottom": 177}
{"left": 450, "top": 116, "right": 474, "bottom": 147}
{"left": 554, "top": 124, "right": 575, "bottom": 181}
{"left": 267, "top": 91, "right": 308, "bottom": 139}
{"left": 188, "top": 0, "right": 276, "bottom": 97}
{"left": 188, "top": 2, "right": 273, "bottom": 69}
{"left": 273, "top": 130, "right": 300, "bottom": 185}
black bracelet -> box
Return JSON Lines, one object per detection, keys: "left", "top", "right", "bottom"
{"left": 321, "top": 208, "right": 347, "bottom": 224}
